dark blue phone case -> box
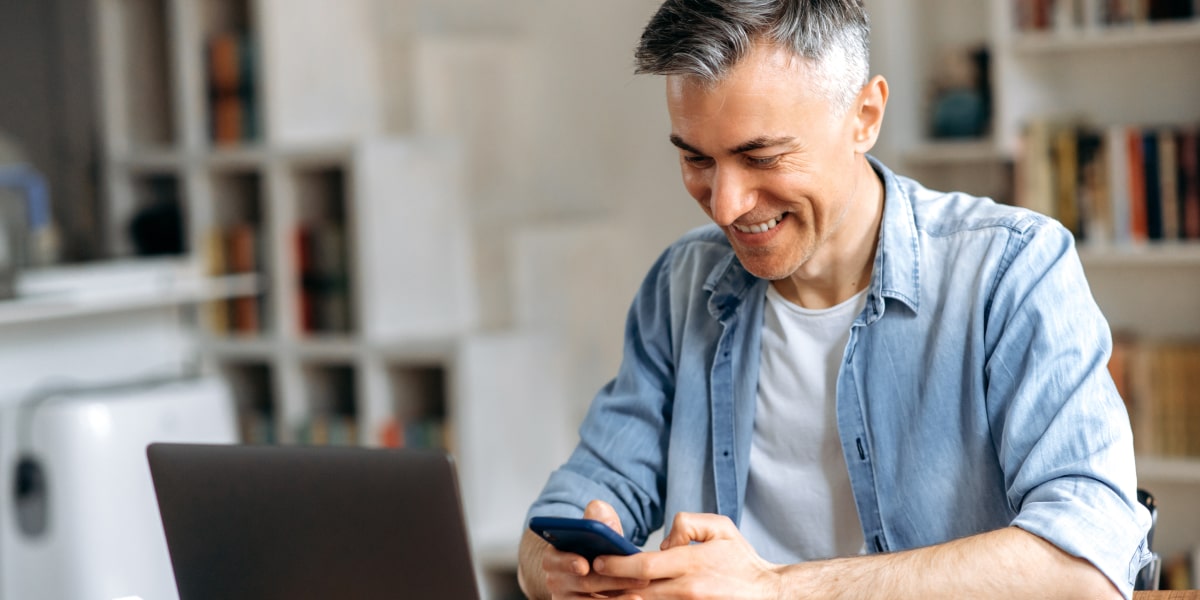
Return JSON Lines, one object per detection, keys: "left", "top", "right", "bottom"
{"left": 528, "top": 516, "right": 641, "bottom": 561}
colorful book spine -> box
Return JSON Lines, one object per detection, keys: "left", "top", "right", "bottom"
{"left": 1017, "top": 121, "right": 1200, "bottom": 244}
{"left": 1143, "top": 131, "right": 1163, "bottom": 240}
{"left": 1016, "top": 0, "right": 1195, "bottom": 30}
{"left": 207, "top": 30, "right": 258, "bottom": 145}
{"left": 295, "top": 220, "right": 352, "bottom": 334}
{"left": 1158, "top": 129, "right": 1180, "bottom": 240}
{"left": 1181, "top": 128, "right": 1200, "bottom": 239}
{"left": 1126, "top": 337, "right": 1200, "bottom": 458}
{"left": 1128, "top": 127, "right": 1149, "bottom": 241}
{"left": 226, "top": 223, "right": 261, "bottom": 333}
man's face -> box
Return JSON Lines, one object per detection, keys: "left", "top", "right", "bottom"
{"left": 665, "top": 43, "right": 870, "bottom": 284}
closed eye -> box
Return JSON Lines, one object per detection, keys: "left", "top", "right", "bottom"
{"left": 744, "top": 155, "right": 780, "bottom": 168}
{"left": 683, "top": 154, "right": 714, "bottom": 168}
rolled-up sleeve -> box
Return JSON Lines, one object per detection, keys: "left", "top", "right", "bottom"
{"left": 985, "top": 218, "right": 1153, "bottom": 599}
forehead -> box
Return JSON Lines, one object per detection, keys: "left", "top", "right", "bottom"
{"left": 665, "top": 43, "right": 831, "bottom": 142}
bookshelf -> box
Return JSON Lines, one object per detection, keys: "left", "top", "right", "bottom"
{"left": 872, "top": 0, "right": 1200, "bottom": 571}
{"left": 91, "top": 1, "right": 566, "bottom": 597}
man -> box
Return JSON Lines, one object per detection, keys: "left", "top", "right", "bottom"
{"left": 519, "top": 1, "right": 1152, "bottom": 598}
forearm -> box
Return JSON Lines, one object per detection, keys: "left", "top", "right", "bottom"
{"left": 776, "top": 526, "right": 1121, "bottom": 600}
{"left": 518, "top": 529, "right": 552, "bottom": 600}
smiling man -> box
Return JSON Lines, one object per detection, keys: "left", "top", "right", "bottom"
{"left": 519, "top": 1, "right": 1152, "bottom": 599}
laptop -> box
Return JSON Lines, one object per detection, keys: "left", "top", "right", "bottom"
{"left": 146, "top": 443, "right": 481, "bottom": 600}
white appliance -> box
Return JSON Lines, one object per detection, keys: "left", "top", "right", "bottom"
{"left": 1, "top": 375, "right": 237, "bottom": 600}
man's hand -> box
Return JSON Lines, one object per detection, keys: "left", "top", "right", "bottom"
{"left": 519, "top": 499, "right": 649, "bottom": 599}
{"left": 592, "top": 512, "right": 781, "bottom": 600}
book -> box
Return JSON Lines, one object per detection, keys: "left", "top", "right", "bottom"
{"left": 207, "top": 30, "right": 258, "bottom": 144}
{"left": 1077, "top": 128, "right": 1106, "bottom": 241}
{"left": 1054, "top": 125, "right": 1082, "bottom": 236}
{"left": 1016, "top": 119, "right": 1057, "bottom": 218}
{"left": 1180, "top": 127, "right": 1200, "bottom": 239}
{"left": 294, "top": 225, "right": 316, "bottom": 332}
{"left": 1158, "top": 129, "right": 1180, "bottom": 240}
{"left": 295, "top": 221, "right": 352, "bottom": 334}
{"left": 1106, "top": 125, "right": 1133, "bottom": 244}
{"left": 1128, "top": 128, "right": 1149, "bottom": 242}
{"left": 203, "top": 227, "right": 230, "bottom": 334}
{"left": 226, "top": 223, "right": 260, "bottom": 333}
{"left": 1144, "top": 131, "right": 1164, "bottom": 240}
{"left": 1148, "top": 0, "right": 1194, "bottom": 20}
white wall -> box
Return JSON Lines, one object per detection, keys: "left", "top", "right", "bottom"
{"left": 384, "top": 0, "right": 706, "bottom": 421}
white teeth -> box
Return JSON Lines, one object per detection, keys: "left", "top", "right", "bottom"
{"left": 734, "top": 217, "right": 780, "bottom": 234}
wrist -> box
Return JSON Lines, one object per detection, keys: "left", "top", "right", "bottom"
{"left": 759, "top": 559, "right": 789, "bottom": 600}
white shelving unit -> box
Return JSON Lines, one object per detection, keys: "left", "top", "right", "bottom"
{"left": 96, "top": 0, "right": 479, "bottom": 447}
{"left": 870, "top": 0, "right": 1200, "bottom": 564}
{"left": 90, "top": 1, "right": 571, "bottom": 597}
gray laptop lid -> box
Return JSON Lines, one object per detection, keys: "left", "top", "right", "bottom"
{"left": 147, "top": 443, "right": 480, "bottom": 600}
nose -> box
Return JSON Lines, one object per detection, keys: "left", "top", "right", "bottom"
{"left": 709, "top": 165, "right": 755, "bottom": 226}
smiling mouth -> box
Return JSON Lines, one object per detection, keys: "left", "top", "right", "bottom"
{"left": 732, "top": 213, "right": 787, "bottom": 234}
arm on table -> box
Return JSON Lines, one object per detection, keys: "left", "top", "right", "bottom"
{"left": 594, "top": 513, "right": 1121, "bottom": 600}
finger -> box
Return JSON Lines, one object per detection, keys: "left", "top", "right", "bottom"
{"left": 583, "top": 499, "right": 623, "bottom": 536}
{"left": 661, "top": 511, "right": 740, "bottom": 549}
{"left": 594, "top": 549, "right": 689, "bottom": 581}
{"left": 547, "top": 572, "right": 648, "bottom": 598}
{"left": 544, "top": 569, "right": 649, "bottom": 599}
{"left": 543, "top": 546, "right": 591, "bottom": 577}
{"left": 574, "top": 593, "right": 645, "bottom": 600}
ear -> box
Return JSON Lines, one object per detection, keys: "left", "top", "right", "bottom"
{"left": 850, "top": 75, "right": 888, "bottom": 154}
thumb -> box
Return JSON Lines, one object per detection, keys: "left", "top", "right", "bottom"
{"left": 661, "top": 512, "right": 738, "bottom": 550}
{"left": 583, "top": 499, "right": 624, "bottom": 536}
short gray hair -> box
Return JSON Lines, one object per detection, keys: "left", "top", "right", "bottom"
{"left": 634, "top": 0, "right": 870, "bottom": 113}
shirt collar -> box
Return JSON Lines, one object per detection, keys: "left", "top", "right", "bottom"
{"left": 866, "top": 155, "right": 921, "bottom": 319}
{"left": 703, "top": 155, "right": 922, "bottom": 319}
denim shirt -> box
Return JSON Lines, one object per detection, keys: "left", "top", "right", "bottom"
{"left": 528, "top": 157, "right": 1152, "bottom": 598}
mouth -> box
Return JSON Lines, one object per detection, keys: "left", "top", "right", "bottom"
{"left": 731, "top": 213, "right": 787, "bottom": 234}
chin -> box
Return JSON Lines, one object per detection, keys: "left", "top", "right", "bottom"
{"left": 733, "top": 254, "right": 800, "bottom": 282}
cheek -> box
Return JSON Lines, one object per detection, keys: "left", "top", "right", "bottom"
{"left": 680, "top": 170, "right": 711, "bottom": 207}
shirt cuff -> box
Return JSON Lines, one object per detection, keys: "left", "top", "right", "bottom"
{"left": 1010, "top": 477, "right": 1153, "bottom": 600}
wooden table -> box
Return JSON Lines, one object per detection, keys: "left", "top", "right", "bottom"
{"left": 1135, "top": 592, "right": 1200, "bottom": 599}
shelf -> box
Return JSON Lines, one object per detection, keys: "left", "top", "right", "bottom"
{"left": 114, "top": 149, "right": 188, "bottom": 171}
{"left": 1077, "top": 243, "right": 1200, "bottom": 268}
{"left": 207, "top": 145, "right": 271, "bottom": 169}
{"left": 198, "top": 336, "right": 278, "bottom": 358}
{"left": 293, "top": 337, "right": 362, "bottom": 360}
{"left": 902, "top": 139, "right": 1009, "bottom": 166}
{"left": 1138, "top": 456, "right": 1200, "bottom": 483}
{"left": 1013, "top": 19, "right": 1200, "bottom": 54}
{"left": 0, "top": 260, "right": 260, "bottom": 327}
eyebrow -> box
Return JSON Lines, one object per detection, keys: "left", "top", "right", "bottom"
{"left": 669, "top": 134, "right": 796, "bottom": 156}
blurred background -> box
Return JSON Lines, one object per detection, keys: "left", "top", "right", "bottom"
{"left": 0, "top": 0, "right": 1198, "bottom": 598}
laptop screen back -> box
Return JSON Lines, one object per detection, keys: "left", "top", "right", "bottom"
{"left": 147, "top": 443, "right": 480, "bottom": 600}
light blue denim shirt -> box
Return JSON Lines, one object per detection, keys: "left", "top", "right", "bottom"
{"left": 528, "top": 157, "right": 1153, "bottom": 597}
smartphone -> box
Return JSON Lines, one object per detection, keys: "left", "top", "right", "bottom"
{"left": 528, "top": 516, "right": 641, "bottom": 561}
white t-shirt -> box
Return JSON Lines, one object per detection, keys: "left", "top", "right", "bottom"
{"left": 739, "top": 284, "right": 867, "bottom": 563}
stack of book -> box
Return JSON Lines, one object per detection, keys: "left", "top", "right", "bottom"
{"left": 1110, "top": 335, "right": 1200, "bottom": 457}
{"left": 378, "top": 416, "right": 449, "bottom": 450}
{"left": 238, "top": 409, "right": 276, "bottom": 445}
{"left": 1016, "top": 121, "right": 1200, "bottom": 244}
{"left": 294, "top": 221, "right": 352, "bottom": 334}
{"left": 1014, "top": 0, "right": 1198, "bottom": 32}
{"left": 204, "top": 223, "right": 264, "bottom": 334}
{"left": 295, "top": 414, "right": 359, "bottom": 446}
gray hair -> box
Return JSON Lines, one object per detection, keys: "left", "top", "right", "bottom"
{"left": 634, "top": 0, "right": 871, "bottom": 113}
